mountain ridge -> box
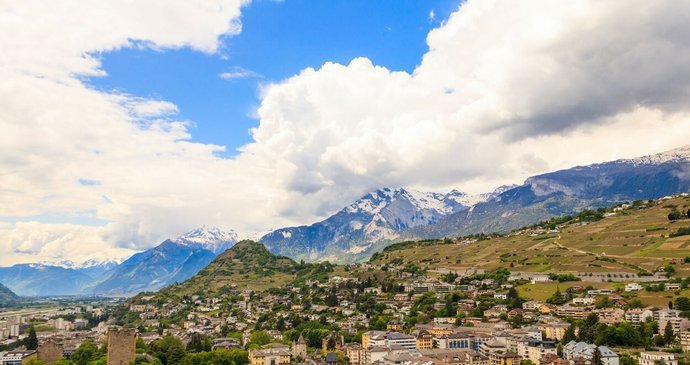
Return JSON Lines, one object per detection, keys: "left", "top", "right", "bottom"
{"left": 259, "top": 186, "right": 505, "bottom": 262}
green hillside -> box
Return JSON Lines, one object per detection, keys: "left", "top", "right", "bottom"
{"left": 154, "top": 240, "right": 332, "bottom": 298}
{"left": 370, "top": 195, "right": 690, "bottom": 276}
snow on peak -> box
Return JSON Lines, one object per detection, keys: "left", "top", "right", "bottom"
{"left": 173, "top": 226, "right": 239, "bottom": 254}
{"left": 622, "top": 145, "right": 690, "bottom": 165}
{"left": 38, "top": 257, "right": 125, "bottom": 269}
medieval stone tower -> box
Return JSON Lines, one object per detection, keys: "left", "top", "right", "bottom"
{"left": 292, "top": 334, "right": 307, "bottom": 360}
{"left": 106, "top": 327, "right": 136, "bottom": 365}
{"left": 37, "top": 339, "right": 64, "bottom": 364}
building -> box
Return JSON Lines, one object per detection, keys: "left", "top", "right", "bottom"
{"left": 0, "top": 351, "right": 37, "bottom": 365}
{"left": 416, "top": 330, "right": 434, "bottom": 350}
{"left": 625, "top": 283, "right": 642, "bottom": 292}
{"left": 563, "top": 342, "right": 618, "bottom": 365}
{"left": 212, "top": 338, "right": 242, "bottom": 351}
{"left": 106, "top": 327, "right": 136, "bottom": 365}
{"left": 680, "top": 331, "right": 690, "bottom": 351}
{"left": 322, "top": 332, "right": 345, "bottom": 352}
{"left": 249, "top": 345, "right": 292, "bottom": 365}
{"left": 595, "top": 308, "right": 625, "bottom": 325}
{"left": 598, "top": 347, "right": 620, "bottom": 365}
{"left": 625, "top": 308, "right": 653, "bottom": 324}
{"left": 537, "top": 322, "right": 570, "bottom": 341}
{"left": 362, "top": 331, "right": 386, "bottom": 348}
{"left": 388, "top": 321, "right": 405, "bottom": 331}
{"left": 489, "top": 351, "right": 520, "bottom": 365}
{"left": 292, "top": 335, "right": 307, "bottom": 360}
{"left": 654, "top": 309, "right": 680, "bottom": 322}
{"left": 639, "top": 352, "right": 677, "bottom": 365}
{"left": 345, "top": 344, "right": 365, "bottom": 365}
{"left": 386, "top": 333, "right": 417, "bottom": 349}
{"left": 37, "top": 340, "right": 64, "bottom": 364}
{"left": 525, "top": 342, "right": 557, "bottom": 364}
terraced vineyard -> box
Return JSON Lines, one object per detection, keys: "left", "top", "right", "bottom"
{"left": 370, "top": 195, "right": 690, "bottom": 276}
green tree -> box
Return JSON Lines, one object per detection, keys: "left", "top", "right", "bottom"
{"left": 72, "top": 340, "right": 99, "bottom": 365}
{"left": 664, "top": 321, "right": 674, "bottom": 345}
{"left": 24, "top": 359, "right": 46, "bottom": 365}
{"left": 25, "top": 326, "right": 38, "bottom": 350}
{"left": 676, "top": 297, "right": 690, "bottom": 311}
{"left": 167, "top": 344, "right": 186, "bottom": 365}
{"left": 248, "top": 331, "right": 272, "bottom": 347}
{"left": 578, "top": 314, "right": 600, "bottom": 343}
{"left": 562, "top": 323, "right": 576, "bottom": 344}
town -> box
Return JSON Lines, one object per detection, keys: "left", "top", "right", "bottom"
{"left": 3, "top": 254, "right": 690, "bottom": 365}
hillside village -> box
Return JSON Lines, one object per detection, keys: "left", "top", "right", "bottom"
{"left": 4, "top": 196, "right": 690, "bottom": 365}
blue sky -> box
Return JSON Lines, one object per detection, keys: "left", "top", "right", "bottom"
{"left": 88, "top": 0, "right": 461, "bottom": 156}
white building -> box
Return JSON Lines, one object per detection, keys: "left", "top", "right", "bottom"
{"left": 625, "top": 283, "right": 642, "bottom": 292}
{"left": 640, "top": 352, "right": 677, "bottom": 365}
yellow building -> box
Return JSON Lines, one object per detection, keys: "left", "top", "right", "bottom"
{"left": 416, "top": 330, "right": 434, "bottom": 350}
{"left": 489, "top": 351, "right": 520, "bottom": 365}
{"left": 249, "top": 345, "right": 291, "bottom": 365}
{"left": 387, "top": 321, "right": 404, "bottom": 331}
{"left": 361, "top": 331, "right": 386, "bottom": 348}
{"left": 426, "top": 326, "right": 454, "bottom": 337}
{"left": 537, "top": 322, "right": 570, "bottom": 341}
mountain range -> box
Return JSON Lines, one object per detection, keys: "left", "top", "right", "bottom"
{"left": 2, "top": 145, "right": 690, "bottom": 296}
{"left": 259, "top": 145, "right": 690, "bottom": 262}
{"left": 0, "top": 226, "right": 238, "bottom": 296}
{"left": 259, "top": 186, "right": 513, "bottom": 262}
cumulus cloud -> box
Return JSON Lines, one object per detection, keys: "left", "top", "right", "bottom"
{"left": 242, "top": 0, "right": 690, "bottom": 219}
{"left": 3, "top": 0, "right": 690, "bottom": 265}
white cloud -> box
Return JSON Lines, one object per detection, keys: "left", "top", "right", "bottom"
{"left": 219, "top": 66, "right": 263, "bottom": 80}
{"left": 3, "top": 0, "right": 690, "bottom": 265}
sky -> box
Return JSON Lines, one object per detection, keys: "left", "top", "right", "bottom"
{"left": 2, "top": 0, "right": 690, "bottom": 265}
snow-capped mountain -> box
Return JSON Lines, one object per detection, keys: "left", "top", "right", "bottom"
{"left": 172, "top": 226, "right": 239, "bottom": 255}
{"left": 262, "top": 145, "right": 690, "bottom": 263}
{"left": 404, "top": 145, "right": 690, "bottom": 240}
{"left": 91, "top": 227, "right": 238, "bottom": 295}
{"left": 260, "top": 187, "right": 499, "bottom": 262}
{"left": 0, "top": 227, "right": 239, "bottom": 296}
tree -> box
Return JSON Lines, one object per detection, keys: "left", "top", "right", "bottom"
{"left": 578, "top": 313, "right": 600, "bottom": 343}
{"left": 676, "top": 297, "right": 690, "bottom": 311}
{"left": 664, "top": 321, "right": 675, "bottom": 345}
{"left": 557, "top": 343, "right": 563, "bottom": 357}
{"left": 167, "top": 344, "right": 186, "bottom": 365}
{"left": 668, "top": 210, "right": 682, "bottom": 221}
{"left": 562, "top": 323, "right": 576, "bottom": 344}
{"left": 25, "top": 326, "right": 38, "bottom": 350}
{"left": 593, "top": 347, "right": 602, "bottom": 365}
{"left": 249, "top": 331, "right": 272, "bottom": 347}
{"left": 72, "top": 340, "right": 99, "bottom": 365}
{"left": 24, "top": 359, "right": 46, "bottom": 365}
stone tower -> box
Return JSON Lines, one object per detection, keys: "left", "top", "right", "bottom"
{"left": 37, "top": 339, "right": 64, "bottom": 364}
{"left": 106, "top": 327, "right": 136, "bottom": 365}
{"left": 292, "top": 334, "right": 307, "bottom": 360}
